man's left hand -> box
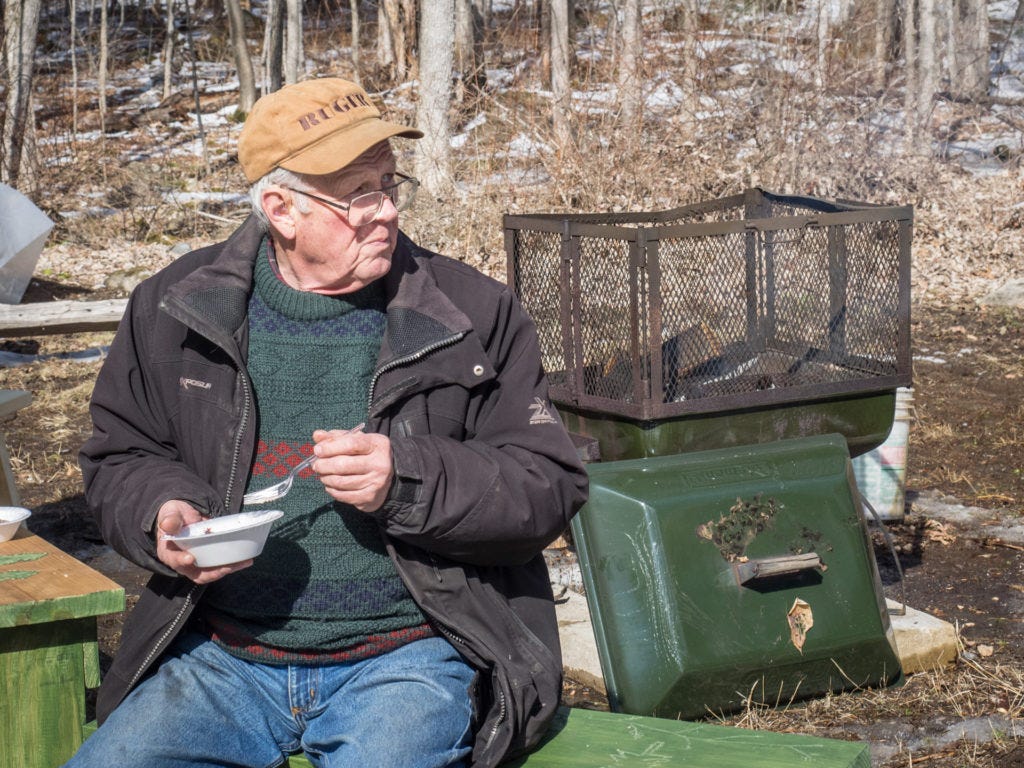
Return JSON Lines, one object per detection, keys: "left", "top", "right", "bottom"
{"left": 312, "top": 429, "right": 394, "bottom": 512}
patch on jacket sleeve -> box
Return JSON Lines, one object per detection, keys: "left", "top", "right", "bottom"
{"left": 528, "top": 397, "right": 557, "bottom": 425}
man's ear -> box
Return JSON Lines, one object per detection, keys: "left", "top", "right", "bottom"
{"left": 263, "top": 187, "right": 297, "bottom": 239}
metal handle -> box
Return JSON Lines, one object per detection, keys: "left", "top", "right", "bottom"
{"left": 734, "top": 552, "right": 823, "bottom": 586}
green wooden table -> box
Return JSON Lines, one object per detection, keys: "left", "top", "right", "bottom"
{"left": 1, "top": 532, "right": 124, "bottom": 768}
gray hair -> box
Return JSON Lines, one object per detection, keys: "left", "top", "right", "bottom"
{"left": 248, "top": 167, "right": 316, "bottom": 233}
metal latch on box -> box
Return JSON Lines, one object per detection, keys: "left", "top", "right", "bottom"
{"left": 733, "top": 552, "right": 824, "bottom": 586}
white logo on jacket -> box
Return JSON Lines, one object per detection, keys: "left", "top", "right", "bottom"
{"left": 528, "top": 397, "right": 557, "bottom": 425}
{"left": 179, "top": 377, "right": 213, "bottom": 391}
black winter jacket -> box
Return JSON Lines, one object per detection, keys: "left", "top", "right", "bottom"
{"left": 80, "top": 217, "right": 589, "bottom": 767}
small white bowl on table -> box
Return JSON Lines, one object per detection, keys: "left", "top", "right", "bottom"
{"left": 0, "top": 506, "right": 31, "bottom": 542}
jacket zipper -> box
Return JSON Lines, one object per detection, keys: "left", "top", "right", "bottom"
{"left": 125, "top": 583, "right": 201, "bottom": 691}
{"left": 223, "top": 368, "right": 253, "bottom": 511}
{"left": 423, "top": 554, "right": 508, "bottom": 751}
{"left": 128, "top": 298, "right": 255, "bottom": 695}
{"left": 367, "top": 332, "right": 467, "bottom": 414}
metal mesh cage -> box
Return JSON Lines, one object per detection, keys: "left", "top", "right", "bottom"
{"left": 505, "top": 188, "right": 912, "bottom": 421}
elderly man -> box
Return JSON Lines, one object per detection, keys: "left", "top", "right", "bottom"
{"left": 68, "top": 78, "right": 588, "bottom": 768}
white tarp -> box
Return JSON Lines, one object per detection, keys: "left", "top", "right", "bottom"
{"left": 0, "top": 184, "right": 54, "bottom": 304}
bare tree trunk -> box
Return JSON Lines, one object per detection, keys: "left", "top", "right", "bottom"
{"left": 284, "top": 0, "right": 303, "bottom": 84}
{"left": 72, "top": 0, "right": 81, "bottom": 134}
{"left": 681, "top": 0, "right": 701, "bottom": 114}
{"left": 99, "top": 0, "right": 108, "bottom": 133}
{"left": 455, "top": 0, "right": 474, "bottom": 90}
{"left": 263, "top": 0, "right": 283, "bottom": 94}
{"left": 550, "top": 0, "right": 571, "bottom": 148}
{"left": 2, "top": 0, "right": 43, "bottom": 187}
{"left": 162, "top": 0, "right": 175, "bottom": 101}
{"left": 377, "top": 1, "right": 395, "bottom": 75}
{"left": 903, "top": 0, "right": 919, "bottom": 149}
{"left": 379, "top": 0, "right": 406, "bottom": 80}
{"left": 942, "top": 0, "right": 956, "bottom": 88}
{"left": 816, "top": 0, "right": 829, "bottom": 89}
{"left": 617, "top": 0, "right": 641, "bottom": 128}
{"left": 872, "top": 0, "right": 895, "bottom": 90}
{"left": 540, "top": 0, "right": 550, "bottom": 83}
{"left": 349, "top": 0, "right": 360, "bottom": 81}
{"left": 402, "top": 0, "right": 417, "bottom": 77}
{"left": 917, "top": 0, "right": 937, "bottom": 125}
{"left": 226, "top": 0, "right": 257, "bottom": 110}
{"left": 415, "top": 0, "right": 454, "bottom": 195}
{"left": 954, "top": 0, "right": 989, "bottom": 100}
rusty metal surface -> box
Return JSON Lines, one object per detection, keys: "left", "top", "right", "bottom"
{"left": 506, "top": 188, "right": 913, "bottom": 421}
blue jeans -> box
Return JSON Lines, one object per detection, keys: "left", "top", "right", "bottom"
{"left": 67, "top": 633, "right": 476, "bottom": 768}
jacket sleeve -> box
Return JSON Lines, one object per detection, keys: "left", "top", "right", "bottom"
{"left": 79, "top": 289, "right": 226, "bottom": 577}
{"left": 376, "top": 288, "right": 589, "bottom": 567}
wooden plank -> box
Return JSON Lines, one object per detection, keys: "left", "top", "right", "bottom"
{"left": 0, "top": 298, "right": 127, "bottom": 336}
{"left": 0, "top": 534, "right": 124, "bottom": 628}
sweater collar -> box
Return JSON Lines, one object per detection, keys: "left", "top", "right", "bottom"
{"left": 254, "top": 239, "right": 384, "bottom": 322}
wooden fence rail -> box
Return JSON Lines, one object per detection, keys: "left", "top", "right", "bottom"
{"left": 0, "top": 299, "right": 127, "bottom": 337}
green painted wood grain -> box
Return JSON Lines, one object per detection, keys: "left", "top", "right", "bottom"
{"left": 1, "top": 619, "right": 91, "bottom": 768}
{"left": 503, "top": 707, "right": 871, "bottom": 767}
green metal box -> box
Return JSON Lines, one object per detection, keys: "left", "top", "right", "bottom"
{"left": 572, "top": 433, "right": 902, "bottom": 719}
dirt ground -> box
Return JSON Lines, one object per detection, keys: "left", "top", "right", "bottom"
{"left": 2, "top": 287, "right": 1022, "bottom": 765}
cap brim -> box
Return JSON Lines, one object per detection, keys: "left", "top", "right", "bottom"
{"left": 277, "top": 118, "right": 423, "bottom": 179}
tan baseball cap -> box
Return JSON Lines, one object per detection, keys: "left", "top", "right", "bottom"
{"left": 237, "top": 78, "right": 423, "bottom": 183}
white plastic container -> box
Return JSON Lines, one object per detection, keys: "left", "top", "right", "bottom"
{"left": 0, "top": 506, "right": 31, "bottom": 542}
{"left": 162, "top": 510, "right": 283, "bottom": 567}
{"left": 853, "top": 388, "right": 914, "bottom": 521}
{"left": 0, "top": 183, "right": 54, "bottom": 304}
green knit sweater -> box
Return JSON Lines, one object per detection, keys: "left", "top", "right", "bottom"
{"left": 201, "top": 246, "right": 431, "bottom": 664}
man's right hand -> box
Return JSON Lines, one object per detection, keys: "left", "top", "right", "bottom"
{"left": 155, "top": 500, "right": 253, "bottom": 584}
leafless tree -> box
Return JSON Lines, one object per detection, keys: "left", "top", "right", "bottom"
{"left": 680, "top": 0, "right": 701, "bottom": 115}
{"left": 162, "top": 0, "right": 175, "bottom": 101}
{"left": 2, "top": 0, "right": 43, "bottom": 187}
{"left": 378, "top": 0, "right": 407, "bottom": 80}
{"left": 284, "top": 0, "right": 303, "bottom": 84}
{"left": 617, "top": 0, "right": 642, "bottom": 128}
{"left": 872, "top": 0, "right": 896, "bottom": 91}
{"left": 349, "top": 0, "right": 360, "bottom": 81}
{"left": 455, "top": 0, "right": 483, "bottom": 101}
{"left": 903, "top": 0, "right": 919, "bottom": 149}
{"left": 263, "top": 0, "right": 284, "bottom": 94}
{"left": 550, "top": 0, "right": 571, "bottom": 148}
{"left": 99, "top": 0, "right": 108, "bottom": 132}
{"left": 226, "top": 0, "right": 257, "bottom": 110}
{"left": 918, "top": 0, "right": 938, "bottom": 124}
{"left": 951, "top": 0, "right": 990, "bottom": 100}
{"left": 415, "top": 0, "right": 454, "bottom": 195}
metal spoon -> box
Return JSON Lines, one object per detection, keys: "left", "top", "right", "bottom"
{"left": 242, "top": 423, "right": 364, "bottom": 505}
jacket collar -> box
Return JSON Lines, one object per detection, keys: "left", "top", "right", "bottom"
{"left": 160, "top": 219, "right": 480, "bottom": 374}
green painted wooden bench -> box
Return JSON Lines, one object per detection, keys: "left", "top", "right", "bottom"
{"left": 1, "top": 533, "right": 125, "bottom": 768}
{"left": 84, "top": 703, "right": 870, "bottom": 766}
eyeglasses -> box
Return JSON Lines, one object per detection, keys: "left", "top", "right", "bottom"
{"left": 285, "top": 173, "right": 420, "bottom": 227}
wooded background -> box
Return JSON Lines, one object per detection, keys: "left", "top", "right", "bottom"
{"left": 0, "top": 0, "right": 1018, "bottom": 222}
